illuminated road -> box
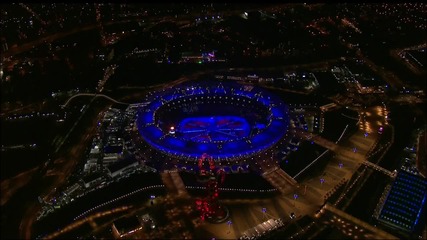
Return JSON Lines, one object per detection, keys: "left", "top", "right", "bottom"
{"left": 294, "top": 129, "right": 368, "bottom": 164}
{"left": 391, "top": 43, "right": 427, "bottom": 75}
{"left": 0, "top": 101, "right": 47, "bottom": 117}
{"left": 361, "top": 160, "right": 396, "bottom": 177}
{"left": 43, "top": 206, "right": 131, "bottom": 240}
{"left": 262, "top": 168, "right": 298, "bottom": 194}
{"left": 62, "top": 93, "right": 129, "bottom": 108}
{"left": 160, "top": 170, "right": 189, "bottom": 198}
{"left": 73, "top": 185, "right": 164, "bottom": 221}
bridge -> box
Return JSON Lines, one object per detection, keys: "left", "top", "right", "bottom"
{"left": 320, "top": 102, "right": 339, "bottom": 112}
{"left": 62, "top": 93, "right": 129, "bottom": 108}
{"left": 128, "top": 102, "right": 150, "bottom": 108}
{"left": 262, "top": 167, "right": 297, "bottom": 194}
{"left": 361, "top": 161, "right": 396, "bottom": 178}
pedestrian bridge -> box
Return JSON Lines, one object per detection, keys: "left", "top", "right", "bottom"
{"left": 361, "top": 161, "right": 396, "bottom": 178}
{"left": 62, "top": 93, "right": 129, "bottom": 108}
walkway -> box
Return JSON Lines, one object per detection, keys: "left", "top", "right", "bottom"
{"left": 361, "top": 161, "right": 396, "bottom": 178}
{"left": 160, "top": 170, "right": 189, "bottom": 198}
{"left": 315, "top": 203, "right": 399, "bottom": 240}
{"left": 262, "top": 167, "right": 297, "bottom": 194}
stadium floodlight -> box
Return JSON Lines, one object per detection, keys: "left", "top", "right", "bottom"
{"left": 169, "top": 126, "right": 175, "bottom": 134}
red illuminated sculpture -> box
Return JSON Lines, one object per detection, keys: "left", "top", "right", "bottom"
{"left": 195, "top": 153, "right": 228, "bottom": 223}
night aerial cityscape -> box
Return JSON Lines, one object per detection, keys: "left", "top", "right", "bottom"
{"left": 1, "top": 3, "right": 427, "bottom": 240}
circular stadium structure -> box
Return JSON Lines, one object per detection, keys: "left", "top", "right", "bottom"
{"left": 136, "top": 80, "right": 289, "bottom": 166}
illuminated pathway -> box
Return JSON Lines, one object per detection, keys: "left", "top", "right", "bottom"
{"left": 160, "top": 170, "right": 189, "bottom": 198}
{"left": 262, "top": 167, "right": 297, "bottom": 194}
{"left": 43, "top": 206, "right": 131, "bottom": 240}
{"left": 296, "top": 128, "right": 396, "bottom": 178}
{"left": 294, "top": 129, "right": 367, "bottom": 159}
{"left": 257, "top": 127, "right": 372, "bottom": 211}
{"left": 254, "top": 105, "right": 387, "bottom": 234}
{"left": 293, "top": 106, "right": 395, "bottom": 239}
{"left": 314, "top": 203, "right": 399, "bottom": 240}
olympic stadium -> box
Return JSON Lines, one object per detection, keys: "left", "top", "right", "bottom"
{"left": 135, "top": 80, "right": 290, "bottom": 170}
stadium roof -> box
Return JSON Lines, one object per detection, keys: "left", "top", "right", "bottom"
{"left": 107, "top": 157, "right": 138, "bottom": 174}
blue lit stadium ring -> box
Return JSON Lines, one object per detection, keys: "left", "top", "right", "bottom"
{"left": 136, "top": 81, "right": 289, "bottom": 161}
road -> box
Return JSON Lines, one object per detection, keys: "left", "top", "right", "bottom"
{"left": 42, "top": 206, "right": 131, "bottom": 239}
{"left": 0, "top": 167, "right": 38, "bottom": 206}
{"left": 62, "top": 93, "right": 129, "bottom": 108}
{"left": 0, "top": 101, "right": 47, "bottom": 117}
{"left": 160, "top": 170, "right": 190, "bottom": 198}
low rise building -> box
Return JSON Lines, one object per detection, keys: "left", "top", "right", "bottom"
{"left": 107, "top": 157, "right": 139, "bottom": 178}
{"left": 82, "top": 172, "right": 104, "bottom": 188}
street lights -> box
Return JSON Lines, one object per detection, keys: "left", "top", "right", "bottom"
{"left": 293, "top": 193, "right": 298, "bottom": 206}
{"left": 262, "top": 207, "right": 267, "bottom": 220}
{"left": 227, "top": 220, "right": 232, "bottom": 234}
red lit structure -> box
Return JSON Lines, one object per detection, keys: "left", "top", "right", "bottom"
{"left": 195, "top": 153, "right": 228, "bottom": 223}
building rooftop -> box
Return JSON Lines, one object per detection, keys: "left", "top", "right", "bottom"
{"left": 104, "top": 145, "right": 123, "bottom": 154}
{"left": 82, "top": 172, "right": 104, "bottom": 184}
{"left": 378, "top": 171, "right": 427, "bottom": 233}
{"left": 107, "top": 157, "right": 139, "bottom": 174}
